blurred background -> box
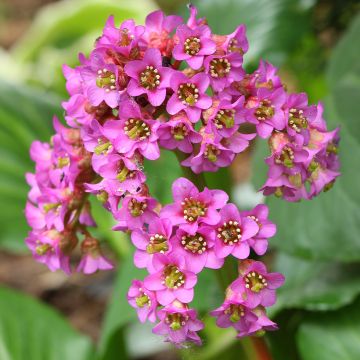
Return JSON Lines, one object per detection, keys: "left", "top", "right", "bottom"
{"left": 0, "top": 0, "right": 359, "bottom": 359}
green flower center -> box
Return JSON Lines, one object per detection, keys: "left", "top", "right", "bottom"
{"left": 215, "top": 109, "right": 235, "bottom": 129}
{"left": 288, "top": 108, "right": 308, "bottom": 133}
{"left": 162, "top": 265, "right": 185, "bottom": 289}
{"left": 181, "top": 233, "right": 207, "bottom": 254}
{"left": 184, "top": 37, "right": 201, "bottom": 55}
{"left": 139, "top": 66, "right": 161, "bottom": 89}
{"left": 124, "top": 118, "right": 151, "bottom": 140}
{"left": 217, "top": 220, "right": 242, "bottom": 245}
{"left": 182, "top": 197, "right": 207, "bottom": 222}
{"left": 255, "top": 99, "right": 274, "bottom": 121}
{"left": 146, "top": 234, "right": 168, "bottom": 254}
{"left": 275, "top": 146, "right": 294, "bottom": 168}
{"left": 96, "top": 68, "right": 116, "bottom": 91}
{"left": 245, "top": 272, "right": 268, "bottom": 293}
{"left": 204, "top": 144, "right": 220, "bottom": 162}
{"left": 209, "top": 58, "right": 231, "bottom": 78}
{"left": 128, "top": 198, "right": 147, "bottom": 217}
{"left": 177, "top": 83, "right": 199, "bottom": 106}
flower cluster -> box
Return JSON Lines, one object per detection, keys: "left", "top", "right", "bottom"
{"left": 25, "top": 118, "right": 113, "bottom": 274}
{"left": 25, "top": 5, "right": 339, "bottom": 348}
{"left": 128, "top": 178, "right": 282, "bottom": 345}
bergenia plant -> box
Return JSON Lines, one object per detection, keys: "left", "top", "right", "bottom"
{"left": 25, "top": 5, "right": 340, "bottom": 349}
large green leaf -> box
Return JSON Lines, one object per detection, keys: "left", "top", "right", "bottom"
{"left": 297, "top": 298, "right": 360, "bottom": 360}
{"left": 272, "top": 253, "right": 360, "bottom": 314}
{"left": 98, "top": 254, "right": 146, "bottom": 357}
{"left": 0, "top": 79, "right": 61, "bottom": 252}
{"left": 10, "top": 0, "right": 156, "bottom": 94}
{"left": 252, "top": 13, "right": 360, "bottom": 261}
{"left": 0, "top": 286, "right": 93, "bottom": 360}
{"left": 181, "top": 0, "right": 314, "bottom": 66}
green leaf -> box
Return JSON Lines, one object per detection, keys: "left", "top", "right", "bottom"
{"left": 297, "top": 298, "right": 360, "bottom": 360}
{"left": 182, "top": 0, "right": 314, "bottom": 66}
{"left": 99, "top": 254, "right": 146, "bottom": 357}
{"left": 272, "top": 253, "right": 360, "bottom": 314}
{"left": 10, "top": 0, "right": 156, "bottom": 94}
{"left": 0, "top": 286, "right": 93, "bottom": 360}
{"left": 144, "top": 150, "right": 182, "bottom": 204}
{"left": 0, "top": 79, "right": 61, "bottom": 252}
{"left": 252, "top": 13, "right": 360, "bottom": 261}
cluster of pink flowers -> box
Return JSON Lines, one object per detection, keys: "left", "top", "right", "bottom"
{"left": 25, "top": 5, "right": 339, "bottom": 347}
{"left": 128, "top": 177, "right": 283, "bottom": 345}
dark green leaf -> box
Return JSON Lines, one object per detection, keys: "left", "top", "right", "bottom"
{"left": 272, "top": 253, "right": 360, "bottom": 313}
{"left": 182, "top": 0, "right": 313, "bottom": 66}
{"left": 0, "top": 80, "right": 61, "bottom": 252}
{"left": 297, "top": 298, "right": 360, "bottom": 360}
{"left": 98, "top": 254, "right": 146, "bottom": 356}
{"left": 0, "top": 286, "right": 93, "bottom": 360}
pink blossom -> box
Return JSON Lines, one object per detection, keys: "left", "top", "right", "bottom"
{"left": 166, "top": 72, "right": 212, "bottom": 122}
{"left": 157, "top": 113, "right": 202, "bottom": 153}
{"left": 144, "top": 253, "right": 197, "bottom": 305}
{"left": 125, "top": 48, "right": 173, "bottom": 106}
{"left": 241, "top": 205, "right": 276, "bottom": 255}
{"left": 128, "top": 280, "right": 158, "bottom": 323}
{"left": 204, "top": 52, "right": 245, "bottom": 91}
{"left": 170, "top": 225, "right": 224, "bottom": 273}
{"left": 214, "top": 203, "right": 259, "bottom": 259}
{"left": 131, "top": 218, "right": 173, "bottom": 270}
{"left": 234, "top": 260, "right": 285, "bottom": 308}
{"left": 153, "top": 302, "right": 204, "bottom": 347}
{"left": 80, "top": 50, "right": 120, "bottom": 108}
{"left": 160, "top": 177, "right": 228, "bottom": 233}
{"left": 103, "top": 101, "right": 160, "bottom": 160}
{"left": 77, "top": 237, "right": 113, "bottom": 274}
{"left": 173, "top": 24, "right": 216, "bottom": 70}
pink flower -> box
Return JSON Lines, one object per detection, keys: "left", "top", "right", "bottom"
{"left": 114, "top": 193, "right": 158, "bottom": 231}
{"left": 94, "top": 153, "right": 146, "bottom": 194}
{"left": 80, "top": 50, "right": 120, "bottom": 108}
{"left": 223, "top": 24, "right": 249, "bottom": 55}
{"left": 153, "top": 302, "right": 204, "bottom": 347}
{"left": 77, "top": 237, "right": 113, "bottom": 274}
{"left": 210, "top": 299, "right": 259, "bottom": 336}
{"left": 173, "top": 24, "right": 216, "bottom": 70}
{"left": 103, "top": 100, "right": 160, "bottom": 160}
{"left": 157, "top": 113, "right": 202, "bottom": 153}
{"left": 128, "top": 280, "right": 158, "bottom": 323}
{"left": 181, "top": 129, "right": 235, "bottom": 173}
{"left": 166, "top": 72, "right": 212, "bottom": 122}
{"left": 144, "top": 253, "right": 197, "bottom": 305}
{"left": 214, "top": 203, "right": 259, "bottom": 259}
{"left": 170, "top": 225, "right": 224, "bottom": 273}
{"left": 160, "top": 177, "right": 228, "bottom": 233}
{"left": 203, "top": 96, "right": 245, "bottom": 138}
{"left": 26, "top": 229, "right": 74, "bottom": 274}
{"left": 244, "top": 87, "right": 286, "bottom": 138}
{"left": 125, "top": 48, "right": 173, "bottom": 106}
{"left": 234, "top": 260, "right": 285, "bottom": 308}
{"left": 141, "top": 10, "right": 183, "bottom": 56}
{"left": 131, "top": 218, "right": 173, "bottom": 270}
{"left": 204, "top": 52, "right": 245, "bottom": 91}
{"left": 241, "top": 204, "right": 276, "bottom": 255}
{"left": 98, "top": 17, "right": 144, "bottom": 56}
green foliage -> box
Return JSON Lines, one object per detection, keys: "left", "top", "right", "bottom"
{"left": 297, "top": 298, "right": 360, "bottom": 360}
{"left": 181, "top": 0, "right": 314, "bottom": 66}
{"left": 0, "top": 286, "right": 94, "bottom": 360}
{"left": 0, "top": 80, "right": 61, "bottom": 252}
{"left": 273, "top": 253, "right": 360, "bottom": 313}
{"left": 11, "top": 0, "right": 156, "bottom": 94}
